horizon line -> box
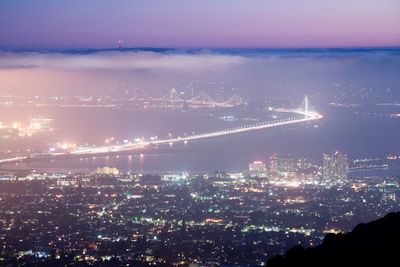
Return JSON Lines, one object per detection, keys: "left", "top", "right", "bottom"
{"left": 1, "top": 46, "right": 400, "bottom": 53}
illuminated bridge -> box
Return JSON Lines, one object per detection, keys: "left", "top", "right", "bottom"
{"left": 129, "top": 88, "right": 244, "bottom": 108}
{"left": 0, "top": 96, "right": 322, "bottom": 165}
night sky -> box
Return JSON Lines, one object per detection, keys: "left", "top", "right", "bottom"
{"left": 1, "top": 0, "right": 399, "bottom": 49}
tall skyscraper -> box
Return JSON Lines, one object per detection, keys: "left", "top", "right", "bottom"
{"left": 269, "top": 154, "right": 278, "bottom": 175}
{"left": 249, "top": 161, "right": 267, "bottom": 178}
{"left": 277, "top": 155, "right": 296, "bottom": 173}
{"left": 323, "top": 152, "right": 348, "bottom": 183}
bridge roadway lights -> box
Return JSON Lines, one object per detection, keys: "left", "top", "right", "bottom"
{"left": 0, "top": 99, "right": 321, "bottom": 165}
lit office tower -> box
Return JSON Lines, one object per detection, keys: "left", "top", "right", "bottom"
{"left": 323, "top": 152, "right": 348, "bottom": 183}
{"left": 278, "top": 155, "right": 296, "bottom": 173}
{"left": 269, "top": 154, "right": 278, "bottom": 174}
{"left": 249, "top": 161, "right": 267, "bottom": 178}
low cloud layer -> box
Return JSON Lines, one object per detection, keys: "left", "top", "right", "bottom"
{"left": 0, "top": 51, "right": 247, "bottom": 71}
{"left": 0, "top": 49, "right": 399, "bottom": 102}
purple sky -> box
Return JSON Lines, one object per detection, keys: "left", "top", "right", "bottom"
{"left": 0, "top": 0, "right": 399, "bottom": 48}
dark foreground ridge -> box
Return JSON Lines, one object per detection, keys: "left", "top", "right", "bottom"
{"left": 268, "top": 212, "right": 400, "bottom": 267}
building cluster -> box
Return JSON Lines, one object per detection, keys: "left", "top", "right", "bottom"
{"left": 0, "top": 117, "right": 53, "bottom": 138}
{"left": 0, "top": 155, "right": 398, "bottom": 266}
{"left": 248, "top": 152, "right": 348, "bottom": 186}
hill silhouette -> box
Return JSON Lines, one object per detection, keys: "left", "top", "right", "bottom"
{"left": 268, "top": 212, "right": 400, "bottom": 267}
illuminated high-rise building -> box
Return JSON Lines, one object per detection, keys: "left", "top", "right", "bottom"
{"left": 249, "top": 161, "right": 267, "bottom": 178}
{"left": 278, "top": 155, "right": 296, "bottom": 173}
{"left": 269, "top": 153, "right": 278, "bottom": 175}
{"left": 323, "top": 152, "right": 348, "bottom": 183}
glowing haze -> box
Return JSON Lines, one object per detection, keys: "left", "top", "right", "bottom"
{"left": 0, "top": 0, "right": 399, "bottom": 49}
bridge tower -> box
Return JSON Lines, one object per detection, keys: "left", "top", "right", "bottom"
{"left": 170, "top": 88, "right": 178, "bottom": 101}
{"left": 299, "top": 95, "right": 310, "bottom": 113}
{"left": 304, "top": 95, "right": 309, "bottom": 113}
{"left": 170, "top": 88, "right": 178, "bottom": 108}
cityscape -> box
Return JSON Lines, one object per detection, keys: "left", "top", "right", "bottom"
{"left": 1, "top": 0, "right": 400, "bottom": 266}
{"left": 1, "top": 152, "right": 399, "bottom": 266}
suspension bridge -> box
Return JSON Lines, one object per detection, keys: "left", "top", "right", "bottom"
{"left": 0, "top": 96, "right": 322, "bottom": 165}
{"left": 128, "top": 88, "right": 244, "bottom": 108}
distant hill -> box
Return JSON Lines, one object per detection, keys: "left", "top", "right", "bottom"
{"left": 268, "top": 212, "right": 400, "bottom": 267}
